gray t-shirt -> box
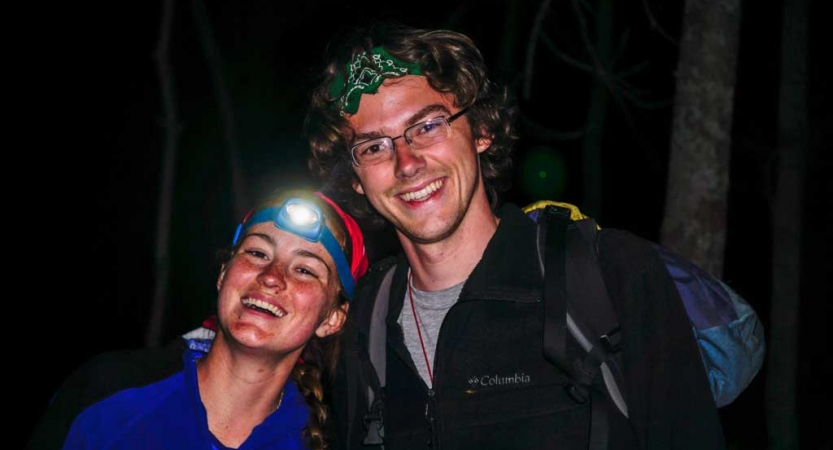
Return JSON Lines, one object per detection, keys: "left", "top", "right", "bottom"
{"left": 398, "top": 274, "right": 464, "bottom": 387}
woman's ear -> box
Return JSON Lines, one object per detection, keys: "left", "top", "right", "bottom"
{"left": 216, "top": 264, "right": 228, "bottom": 292}
{"left": 315, "top": 303, "right": 349, "bottom": 338}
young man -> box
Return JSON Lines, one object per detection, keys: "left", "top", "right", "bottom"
{"left": 305, "top": 22, "right": 734, "bottom": 450}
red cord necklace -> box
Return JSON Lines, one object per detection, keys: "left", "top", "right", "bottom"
{"left": 408, "top": 270, "right": 433, "bottom": 384}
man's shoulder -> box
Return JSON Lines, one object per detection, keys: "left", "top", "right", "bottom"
{"left": 355, "top": 256, "right": 398, "bottom": 288}
{"left": 350, "top": 255, "right": 398, "bottom": 310}
{"left": 366, "top": 254, "right": 399, "bottom": 274}
{"left": 595, "top": 228, "right": 662, "bottom": 266}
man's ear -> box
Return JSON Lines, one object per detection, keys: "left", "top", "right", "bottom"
{"left": 352, "top": 178, "right": 365, "bottom": 195}
{"left": 216, "top": 264, "right": 228, "bottom": 292}
{"left": 315, "top": 303, "right": 349, "bottom": 338}
{"left": 475, "top": 132, "right": 493, "bottom": 154}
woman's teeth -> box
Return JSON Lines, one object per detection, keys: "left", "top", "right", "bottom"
{"left": 242, "top": 298, "right": 286, "bottom": 317}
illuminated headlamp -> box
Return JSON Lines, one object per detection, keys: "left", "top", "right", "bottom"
{"left": 231, "top": 198, "right": 355, "bottom": 299}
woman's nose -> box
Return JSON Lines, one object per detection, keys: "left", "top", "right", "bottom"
{"left": 256, "top": 262, "right": 286, "bottom": 290}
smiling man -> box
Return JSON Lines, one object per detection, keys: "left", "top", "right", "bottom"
{"left": 304, "top": 21, "right": 732, "bottom": 450}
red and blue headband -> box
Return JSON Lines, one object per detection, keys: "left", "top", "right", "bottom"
{"left": 232, "top": 193, "right": 368, "bottom": 299}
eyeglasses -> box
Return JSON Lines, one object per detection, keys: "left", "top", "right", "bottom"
{"left": 232, "top": 198, "right": 356, "bottom": 299}
{"left": 350, "top": 107, "right": 471, "bottom": 167}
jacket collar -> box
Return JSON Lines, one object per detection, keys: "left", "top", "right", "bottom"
{"left": 461, "top": 203, "right": 543, "bottom": 302}
{"left": 389, "top": 203, "right": 543, "bottom": 309}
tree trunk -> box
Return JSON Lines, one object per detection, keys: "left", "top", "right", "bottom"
{"left": 660, "top": 0, "right": 742, "bottom": 277}
{"left": 146, "top": 0, "right": 179, "bottom": 347}
{"left": 766, "top": 0, "right": 807, "bottom": 447}
{"left": 523, "top": 0, "right": 553, "bottom": 102}
{"left": 192, "top": 0, "right": 248, "bottom": 220}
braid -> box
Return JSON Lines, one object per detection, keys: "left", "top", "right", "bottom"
{"left": 293, "top": 331, "right": 342, "bottom": 450}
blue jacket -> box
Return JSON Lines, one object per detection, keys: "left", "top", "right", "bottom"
{"left": 28, "top": 338, "right": 310, "bottom": 450}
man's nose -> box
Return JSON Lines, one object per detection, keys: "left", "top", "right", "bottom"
{"left": 394, "top": 137, "right": 425, "bottom": 178}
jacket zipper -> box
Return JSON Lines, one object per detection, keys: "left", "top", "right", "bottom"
{"left": 425, "top": 388, "right": 438, "bottom": 449}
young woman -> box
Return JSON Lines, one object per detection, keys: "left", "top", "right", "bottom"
{"left": 27, "top": 189, "right": 368, "bottom": 450}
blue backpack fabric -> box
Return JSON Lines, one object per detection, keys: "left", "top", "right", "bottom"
{"left": 653, "top": 244, "right": 764, "bottom": 406}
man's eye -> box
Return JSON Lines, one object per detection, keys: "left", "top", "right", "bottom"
{"left": 359, "top": 140, "right": 390, "bottom": 156}
{"left": 362, "top": 143, "right": 383, "bottom": 155}
{"left": 415, "top": 120, "right": 441, "bottom": 136}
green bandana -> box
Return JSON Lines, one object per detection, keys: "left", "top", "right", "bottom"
{"left": 328, "top": 46, "right": 423, "bottom": 116}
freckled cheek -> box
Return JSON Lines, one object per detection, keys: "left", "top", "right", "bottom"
{"left": 217, "top": 270, "right": 262, "bottom": 309}
{"left": 225, "top": 261, "right": 268, "bottom": 283}
{"left": 293, "top": 284, "right": 335, "bottom": 318}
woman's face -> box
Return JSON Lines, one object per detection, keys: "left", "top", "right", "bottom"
{"left": 215, "top": 221, "right": 347, "bottom": 357}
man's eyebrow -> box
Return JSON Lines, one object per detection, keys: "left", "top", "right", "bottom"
{"left": 405, "top": 104, "right": 450, "bottom": 127}
{"left": 353, "top": 104, "right": 451, "bottom": 141}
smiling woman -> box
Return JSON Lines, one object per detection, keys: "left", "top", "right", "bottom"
{"left": 26, "top": 188, "right": 369, "bottom": 450}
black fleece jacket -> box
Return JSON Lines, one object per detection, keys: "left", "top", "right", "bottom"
{"left": 331, "top": 203, "right": 725, "bottom": 450}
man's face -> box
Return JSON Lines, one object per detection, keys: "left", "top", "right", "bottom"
{"left": 346, "top": 76, "right": 491, "bottom": 244}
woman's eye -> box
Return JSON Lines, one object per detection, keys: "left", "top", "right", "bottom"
{"left": 295, "top": 266, "right": 318, "bottom": 277}
{"left": 244, "top": 249, "right": 268, "bottom": 259}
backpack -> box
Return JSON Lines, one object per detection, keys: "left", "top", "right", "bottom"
{"left": 343, "top": 202, "right": 765, "bottom": 449}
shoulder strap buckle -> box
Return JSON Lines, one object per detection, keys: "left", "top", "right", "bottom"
{"left": 362, "top": 394, "right": 386, "bottom": 445}
{"left": 600, "top": 325, "right": 622, "bottom": 354}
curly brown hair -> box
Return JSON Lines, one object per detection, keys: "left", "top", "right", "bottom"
{"left": 304, "top": 20, "right": 519, "bottom": 229}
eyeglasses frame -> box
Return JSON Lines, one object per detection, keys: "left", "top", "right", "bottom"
{"left": 349, "top": 106, "right": 471, "bottom": 167}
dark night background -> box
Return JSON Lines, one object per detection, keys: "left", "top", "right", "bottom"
{"left": 23, "top": 0, "right": 829, "bottom": 448}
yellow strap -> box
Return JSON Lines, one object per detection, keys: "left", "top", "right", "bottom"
{"left": 521, "top": 200, "right": 601, "bottom": 229}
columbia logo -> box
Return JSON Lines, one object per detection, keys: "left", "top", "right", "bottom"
{"left": 467, "top": 373, "right": 532, "bottom": 389}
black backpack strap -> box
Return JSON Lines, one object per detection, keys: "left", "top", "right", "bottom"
{"left": 539, "top": 206, "right": 571, "bottom": 376}
{"left": 361, "top": 265, "right": 396, "bottom": 447}
{"left": 565, "top": 219, "right": 627, "bottom": 418}
{"left": 344, "top": 327, "right": 363, "bottom": 449}
{"left": 536, "top": 204, "right": 628, "bottom": 450}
